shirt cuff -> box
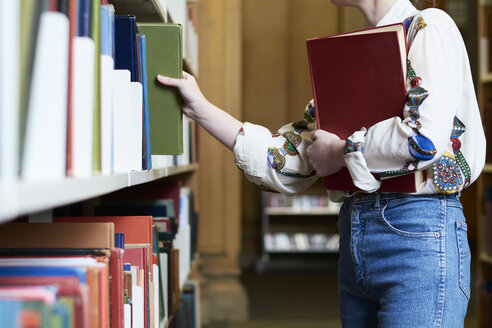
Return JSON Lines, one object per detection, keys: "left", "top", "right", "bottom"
{"left": 343, "top": 129, "right": 381, "bottom": 192}
{"left": 233, "top": 122, "right": 271, "bottom": 178}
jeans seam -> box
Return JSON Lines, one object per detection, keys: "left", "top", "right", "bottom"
{"left": 434, "top": 197, "right": 447, "bottom": 328}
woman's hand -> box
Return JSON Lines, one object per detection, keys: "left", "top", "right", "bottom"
{"left": 306, "top": 130, "right": 346, "bottom": 176}
{"left": 157, "top": 72, "right": 243, "bottom": 151}
{"left": 157, "top": 72, "right": 208, "bottom": 121}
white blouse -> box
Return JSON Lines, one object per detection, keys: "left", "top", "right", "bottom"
{"left": 233, "top": 0, "right": 486, "bottom": 200}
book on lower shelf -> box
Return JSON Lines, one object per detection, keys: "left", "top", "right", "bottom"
{"left": 0, "top": 185, "right": 200, "bottom": 328}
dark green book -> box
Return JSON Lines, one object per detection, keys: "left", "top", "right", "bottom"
{"left": 136, "top": 23, "right": 183, "bottom": 155}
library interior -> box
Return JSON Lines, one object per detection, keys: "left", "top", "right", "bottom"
{"left": 0, "top": 0, "right": 491, "bottom": 327}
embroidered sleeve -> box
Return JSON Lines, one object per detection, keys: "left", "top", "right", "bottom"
{"left": 343, "top": 12, "right": 467, "bottom": 192}
{"left": 233, "top": 101, "right": 319, "bottom": 194}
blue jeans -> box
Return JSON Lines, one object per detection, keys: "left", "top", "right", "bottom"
{"left": 338, "top": 192, "right": 470, "bottom": 328}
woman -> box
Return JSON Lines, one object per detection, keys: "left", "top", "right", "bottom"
{"left": 158, "top": 0, "right": 485, "bottom": 326}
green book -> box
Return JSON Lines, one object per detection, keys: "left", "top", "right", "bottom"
{"left": 136, "top": 23, "right": 183, "bottom": 155}
{"left": 91, "top": 0, "right": 101, "bottom": 173}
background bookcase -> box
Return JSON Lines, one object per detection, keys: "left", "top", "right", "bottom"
{"left": 255, "top": 188, "right": 340, "bottom": 273}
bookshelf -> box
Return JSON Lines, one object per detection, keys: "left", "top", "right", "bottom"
{"left": 0, "top": 164, "right": 199, "bottom": 224}
{"left": 256, "top": 191, "right": 340, "bottom": 272}
{"left": 0, "top": 0, "right": 202, "bottom": 327}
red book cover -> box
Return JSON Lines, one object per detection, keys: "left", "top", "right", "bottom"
{"left": 109, "top": 248, "right": 125, "bottom": 328}
{"left": 66, "top": 0, "right": 77, "bottom": 176}
{"left": 54, "top": 216, "right": 153, "bottom": 245}
{"left": 123, "top": 247, "right": 148, "bottom": 328}
{"left": 307, "top": 23, "right": 417, "bottom": 192}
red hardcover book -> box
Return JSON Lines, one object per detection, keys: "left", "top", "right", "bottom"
{"left": 109, "top": 248, "right": 125, "bottom": 328}
{"left": 66, "top": 0, "right": 77, "bottom": 176}
{"left": 307, "top": 23, "right": 419, "bottom": 192}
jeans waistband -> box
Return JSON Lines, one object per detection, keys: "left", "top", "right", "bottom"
{"left": 349, "top": 192, "right": 461, "bottom": 205}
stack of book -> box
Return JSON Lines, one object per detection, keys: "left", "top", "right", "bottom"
{"left": 0, "top": 0, "right": 197, "bottom": 187}
{"left": 0, "top": 180, "right": 200, "bottom": 328}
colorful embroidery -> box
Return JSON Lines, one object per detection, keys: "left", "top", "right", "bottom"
{"left": 292, "top": 103, "right": 316, "bottom": 129}
{"left": 344, "top": 140, "right": 364, "bottom": 154}
{"left": 304, "top": 103, "right": 316, "bottom": 123}
{"left": 415, "top": 16, "right": 427, "bottom": 32}
{"left": 432, "top": 152, "right": 463, "bottom": 193}
{"left": 408, "top": 135, "right": 436, "bottom": 161}
{"left": 292, "top": 119, "right": 308, "bottom": 130}
{"left": 238, "top": 127, "right": 245, "bottom": 136}
{"left": 407, "top": 60, "right": 416, "bottom": 80}
{"left": 406, "top": 72, "right": 429, "bottom": 131}
{"left": 256, "top": 184, "right": 279, "bottom": 193}
{"left": 404, "top": 17, "right": 414, "bottom": 32}
{"left": 451, "top": 117, "right": 471, "bottom": 187}
{"left": 277, "top": 170, "right": 317, "bottom": 178}
{"left": 268, "top": 147, "right": 286, "bottom": 171}
{"left": 376, "top": 160, "right": 419, "bottom": 179}
{"left": 282, "top": 130, "right": 302, "bottom": 156}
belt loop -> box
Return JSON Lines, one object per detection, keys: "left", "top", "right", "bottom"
{"left": 374, "top": 193, "right": 380, "bottom": 209}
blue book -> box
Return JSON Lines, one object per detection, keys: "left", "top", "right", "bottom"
{"left": 0, "top": 300, "right": 21, "bottom": 327}
{"left": 100, "top": 5, "right": 111, "bottom": 56}
{"left": 139, "top": 34, "right": 152, "bottom": 170}
{"left": 114, "top": 15, "right": 139, "bottom": 82}
{"left": 77, "top": 0, "right": 91, "bottom": 37}
{"left": 0, "top": 266, "right": 87, "bottom": 284}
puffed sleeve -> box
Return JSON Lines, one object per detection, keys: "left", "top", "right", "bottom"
{"left": 343, "top": 11, "right": 468, "bottom": 191}
{"left": 233, "top": 101, "right": 319, "bottom": 194}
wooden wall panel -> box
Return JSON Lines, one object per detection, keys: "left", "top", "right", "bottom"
{"left": 197, "top": 0, "right": 243, "bottom": 268}
{"left": 241, "top": 0, "right": 344, "bottom": 266}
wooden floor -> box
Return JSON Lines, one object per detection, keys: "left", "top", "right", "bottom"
{"left": 204, "top": 258, "right": 479, "bottom": 328}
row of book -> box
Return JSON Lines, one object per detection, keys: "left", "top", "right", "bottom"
{"left": 266, "top": 193, "right": 341, "bottom": 213}
{"left": 263, "top": 233, "right": 340, "bottom": 253}
{"left": 0, "top": 180, "right": 199, "bottom": 328}
{"left": 0, "top": 0, "right": 197, "bottom": 187}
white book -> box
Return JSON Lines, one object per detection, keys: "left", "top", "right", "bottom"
{"left": 130, "top": 82, "right": 143, "bottom": 172}
{"left": 153, "top": 264, "right": 160, "bottom": 328}
{"left": 100, "top": 55, "right": 114, "bottom": 175}
{"left": 124, "top": 304, "right": 131, "bottom": 328}
{"left": 159, "top": 253, "right": 168, "bottom": 325}
{"left": 0, "top": 0, "right": 20, "bottom": 185}
{"left": 22, "top": 12, "right": 69, "bottom": 181}
{"left": 112, "top": 70, "right": 132, "bottom": 173}
{"left": 151, "top": 155, "right": 175, "bottom": 169}
{"left": 132, "top": 285, "right": 144, "bottom": 328}
{"left": 175, "top": 116, "right": 191, "bottom": 166}
{"left": 70, "top": 37, "right": 95, "bottom": 177}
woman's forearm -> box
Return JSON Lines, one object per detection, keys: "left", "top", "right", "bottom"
{"left": 193, "top": 100, "right": 243, "bottom": 151}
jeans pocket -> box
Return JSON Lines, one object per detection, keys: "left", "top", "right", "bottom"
{"left": 456, "top": 220, "right": 471, "bottom": 300}
{"left": 379, "top": 202, "right": 441, "bottom": 238}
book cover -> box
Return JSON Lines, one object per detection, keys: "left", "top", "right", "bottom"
{"left": 136, "top": 23, "right": 183, "bottom": 155}
{"left": 21, "top": 11, "right": 69, "bottom": 182}
{"left": 307, "top": 23, "right": 417, "bottom": 192}
{"left": 0, "top": 1, "right": 20, "bottom": 184}
{"left": 114, "top": 15, "right": 139, "bottom": 82}
{"left": 112, "top": 69, "right": 133, "bottom": 173}
{"left": 139, "top": 34, "right": 152, "bottom": 170}
{"left": 100, "top": 4, "right": 115, "bottom": 175}
{"left": 91, "top": 0, "right": 102, "bottom": 174}
{"left": 0, "top": 223, "right": 115, "bottom": 249}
